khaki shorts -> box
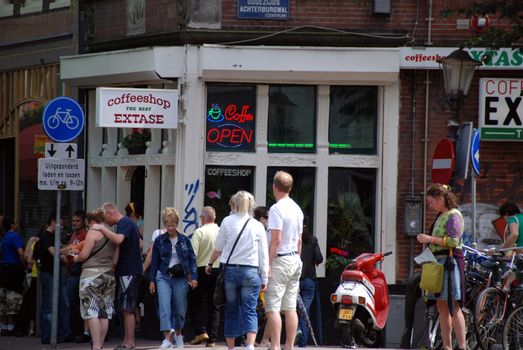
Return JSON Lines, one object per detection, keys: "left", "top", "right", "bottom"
{"left": 0, "top": 288, "right": 23, "bottom": 316}
{"left": 265, "top": 255, "right": 302, "bottom": 312}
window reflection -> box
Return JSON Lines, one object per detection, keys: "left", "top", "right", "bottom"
{"left": 268, "top": 86, "right": 316, "bottom": 153}
{"left": 329, "top": 86, "right": 377, "bottom": 154}
{"left": 326, "top": 168, "right": 375, "bottom": 275}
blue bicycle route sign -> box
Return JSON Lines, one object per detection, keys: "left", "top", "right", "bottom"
{"left": 42, "top": 96, "right": 85, "bottom": 142}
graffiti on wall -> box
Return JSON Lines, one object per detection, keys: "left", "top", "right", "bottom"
{"left": 183, "top": 179, "right": 200, "bottom": 234}
{"left": 458, "top": 172, "right": 523, "bottom": 250}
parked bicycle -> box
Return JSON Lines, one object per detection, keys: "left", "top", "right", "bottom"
{"left": 46, "top": 107, "right": 80, "bottom": 130}
{"left": 473, "top": 246, "right": 523, "bottom": 350}
{"left": 407, "top": 245, "right": 488, "bottom": 350}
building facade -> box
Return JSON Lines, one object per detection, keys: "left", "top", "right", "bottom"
{"left": 2, "top": 0, "right": 523, "bottom": 285}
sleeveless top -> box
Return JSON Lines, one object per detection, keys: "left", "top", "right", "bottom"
{"left": 82, "top": 237, "right": 115, "bottom": 272}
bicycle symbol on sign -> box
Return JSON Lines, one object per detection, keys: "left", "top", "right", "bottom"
{"left": 46, "top": 108, "right": 80, "bottom": 130}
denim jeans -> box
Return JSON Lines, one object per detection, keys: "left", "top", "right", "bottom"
{"left": 223, "top": 265, "right": 261, "bottom": 338}
{"left": 39, "top": 272, "right": 70, "bottom": 343}
{"left": 156, "top": 270, "right": 189, "bottom": 332}
{"left": 298, "top": 278, "right": 316, "bottom": 347}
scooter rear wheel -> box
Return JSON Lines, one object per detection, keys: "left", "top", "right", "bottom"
{"left": 336, "top": 322, "right": 356, "bottom": 349}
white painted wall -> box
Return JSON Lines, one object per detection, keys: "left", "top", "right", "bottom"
{"left": 62, "top": 45, "right": 401, "bottom": 282}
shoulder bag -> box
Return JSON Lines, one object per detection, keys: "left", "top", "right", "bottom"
{"left": 213, "top": 218, "right": 251, "bottom": 307}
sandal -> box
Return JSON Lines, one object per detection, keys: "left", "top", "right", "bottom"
{"left": 113, "top": 345, "right": 135, "bottom": 350}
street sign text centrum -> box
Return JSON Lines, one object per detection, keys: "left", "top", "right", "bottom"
{"left": 479, "top": 78, "right": 523, "bottom": 141}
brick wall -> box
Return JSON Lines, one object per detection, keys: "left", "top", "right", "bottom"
{"left": 396, "top": 68, "right": 523, "bottom": 282}
{"left": 86, "top": 0, "right": 515, "bottom": 47}
{"left": 89, "top": 0, "right": 179, "bottom": 42}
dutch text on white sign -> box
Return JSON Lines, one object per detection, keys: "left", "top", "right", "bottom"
{"left": 96, "top": 87, "right": 178, "bottom": 129}
{"left": 479, "top": 78, "right": 523, "bottom": 141}
{"left": 38, "top": 158, "right": 85, "bottom": 191}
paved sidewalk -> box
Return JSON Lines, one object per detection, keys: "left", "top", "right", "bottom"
{"left": 0, "top": 335, "right": 398, "bottom": 350}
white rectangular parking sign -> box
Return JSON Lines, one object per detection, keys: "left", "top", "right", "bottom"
{"left": 38, "top": 158, "right": 85, "bottom": 190}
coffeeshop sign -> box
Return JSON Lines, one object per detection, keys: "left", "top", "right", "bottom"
{"left": 400, "top": 47, "right": 523, "bottom": 70}
{"left": 479, "top": 78, "right": 523, "bottom": 141}
{"left": 96, "top": 87, "right": 178, "bottom": 128}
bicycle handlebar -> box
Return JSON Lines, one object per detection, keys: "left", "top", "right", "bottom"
{"left": 463, "top": 244, "right": 486, "bottom": 256}
{"left": 494, "top": 246, "right": 523, "bottom": 252}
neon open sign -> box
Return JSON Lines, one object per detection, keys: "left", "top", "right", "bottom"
{"left": 206, "top": 102, "right": 255, "bottom": 151}
{"left": 205, "top": 84, "right": 256, "bottom": 152}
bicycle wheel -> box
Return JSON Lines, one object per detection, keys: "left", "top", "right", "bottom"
{"left": 474, "top": 287, "right": 506, "bottom": 350}
{"left": 463, "top": 307, "right": 478, "bottom": 350}
{"left": 66, "top": 115, "right": 80, "bottom": 130}
{"left": 430, "top": 309, "right": 474, "bottom": 350}
{"left": 46, "top": 114, "right": 60, "bottom": 129}
{"left": 502, "top": 305, "right": 523, "bottom": 350}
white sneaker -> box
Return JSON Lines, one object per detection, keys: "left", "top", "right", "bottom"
{"left": 160, "top": 338, "right": 174, "bottom": 348}
{"left": 174, "top": 335, "right": 184, "bottom": 348}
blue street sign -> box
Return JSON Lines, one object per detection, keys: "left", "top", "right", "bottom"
{"left": 42, "top": 96, "right": 85, "bottom": 142}
{"left": 471, "top": 128, "right": 480, "bottom": 176}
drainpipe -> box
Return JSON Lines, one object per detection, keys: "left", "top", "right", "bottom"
{"left": 425, "top": 0, "right": 433, "bottom": 46}
{"left": 423, "top": 70, "right": 430, "bottom": 228}
{"left": 422, "top": 0, "right": 433, "bottom": 226}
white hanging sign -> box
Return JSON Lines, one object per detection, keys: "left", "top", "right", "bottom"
{"left": 96, "top": 87, "right": 178, "bottom": 129}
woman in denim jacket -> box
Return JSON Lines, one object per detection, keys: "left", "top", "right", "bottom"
{"left": 148, "top": 208, "right": 198, "bottom": 348}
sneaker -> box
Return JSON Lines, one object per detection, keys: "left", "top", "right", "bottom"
{"left": 160, "top": 339, "right": 174, "bottom": 348}
{"left": 190, "top": 333, "right": 209, "bottom": 345}
{"left": 174, "top": 335, "right": 184, "bottom": 348}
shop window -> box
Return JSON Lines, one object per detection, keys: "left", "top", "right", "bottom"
{"left": 20, "top": 0, "right": 42, "bottom": 15}
{"left": 0, "top": 0, "right": 13, "bottom": 17}
{"left": 49, "top": 0, "right": 71, "bottom": 10}
{"left": 206, "top": 84, "right": 256, "bottom": 153}
{"left": 268, "top": 86, "right": 316, "bottom": 153}
{"left": 265, "top": 167, "right": 315, "bottom": 225}
{"left": 204, "top": 165, "right": 255, "bottom": 224}
{"left": 329, "top": 86, "right": 378, "bottom": 154}
{"left": 326, "top": 168, "right": 375, "bottom": 275}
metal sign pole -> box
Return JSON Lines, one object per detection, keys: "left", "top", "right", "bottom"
{"left": 472, "top": 173, "right": 477, "bottom": 244}
{"left": 51, "top": 190, "right": 61, "bottom": 347}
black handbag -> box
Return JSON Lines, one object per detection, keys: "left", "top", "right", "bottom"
{"left": 213, "top": 218, "right": 251, "bottom": 308}
{"left": 167, "top": 263, "right": 184, "bottom": 278}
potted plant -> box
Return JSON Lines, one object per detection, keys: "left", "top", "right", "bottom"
{"left": 325, "top": 192, "right": 373, "bottom": 277}
{"left": 121, "top": 128, "right": 150, "bottom": 154}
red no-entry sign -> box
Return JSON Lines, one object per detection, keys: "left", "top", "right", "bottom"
{"left": 432, "top": 138, "right": 455, "bottom": 184}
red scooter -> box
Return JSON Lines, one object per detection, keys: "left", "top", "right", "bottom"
{"left": 330, "top": 251, "right": 392, "bottom": 348}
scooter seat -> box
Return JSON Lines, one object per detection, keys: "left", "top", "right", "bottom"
{"left": 341, "top": 269, "right": 371, "bottom": 283}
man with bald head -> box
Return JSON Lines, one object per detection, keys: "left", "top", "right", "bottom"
{"left": 92, "top": 202, "right": 142, "bottom": 350}
{"left": 189, "top": 206, "right": 220, "bottom": 347}
{"left": 265, "top": 171, "right": 304, "bottom": 350}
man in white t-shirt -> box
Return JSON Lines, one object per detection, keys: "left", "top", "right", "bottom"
{"left": 265, "top": 171, "right": 304, "bottom": 350}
